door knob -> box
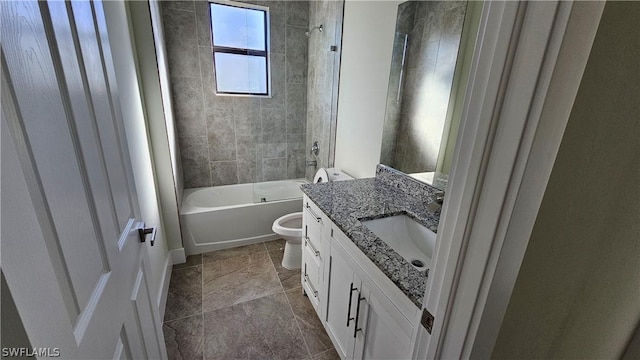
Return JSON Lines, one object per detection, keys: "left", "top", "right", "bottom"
{"left": 135, "top": 221, "right": 156, "bottom": 246}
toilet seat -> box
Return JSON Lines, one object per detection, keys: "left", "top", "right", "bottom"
{"left": 272, "top": 212, "right": 303, "bottom": 242}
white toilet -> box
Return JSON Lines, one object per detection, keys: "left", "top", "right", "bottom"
{"left": 271, "top": 212, "right": 303, "bottom": 270}
{"left": 272, "top": 168, "right": 353, "bottom": 269}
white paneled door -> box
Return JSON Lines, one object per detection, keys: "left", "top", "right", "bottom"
{"left": 1, "top": 1, "right": 167, "bottom": 358}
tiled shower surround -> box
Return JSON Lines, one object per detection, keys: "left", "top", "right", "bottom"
{"left": 304, "top": 0, "right": 343, "bottom": 181}
{"left": 162, "top": 0, "right": 311, "bottom": 187}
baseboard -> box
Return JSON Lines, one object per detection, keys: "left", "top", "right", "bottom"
{"left": 157, "top": 253, "right": 172, "bottom": 320}
{"left": 170, "top": 247, "right": 186, "bottom": 264}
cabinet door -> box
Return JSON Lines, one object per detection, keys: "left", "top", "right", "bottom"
{"left": 354, "top": 283, "right": 415, "bottom": 360}
{"left": 325, "top": 242, "right": 359, "bottom": 359}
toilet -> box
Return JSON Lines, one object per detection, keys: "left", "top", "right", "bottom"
{"left": 272, "top": 168, "right": 353, "bottom": 269}
{"left": 272, "top": 212, "right": 303, "bottom": 270}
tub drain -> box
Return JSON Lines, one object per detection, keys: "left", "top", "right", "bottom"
{"left": 411, "top": 259, "right": 425, "bottom": 268}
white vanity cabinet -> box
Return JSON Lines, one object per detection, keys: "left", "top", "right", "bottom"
{"left": 324, "top": 225, "right": 418, "bottom": 360}
{"left": 301, "top": 195, "right": 328, "bottom": 317}
{"left": 302, "top": 197, "right": 421, "bottom": 360}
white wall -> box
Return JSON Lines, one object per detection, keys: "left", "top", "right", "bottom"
{"left": 334, "top": 0, "right": 402, "bottom": 178}
{"left": 103, "top": 1, "right": 170, "bottom": 307}
{"left": 148, "top": 1, "right": 184, "bottom": 207}
{"left": 128, "top": 1, "right": 184, "bottom": 253}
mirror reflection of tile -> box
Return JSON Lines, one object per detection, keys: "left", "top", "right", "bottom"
{"left": 380, "top": 1, "right": 470, "bottom": 184}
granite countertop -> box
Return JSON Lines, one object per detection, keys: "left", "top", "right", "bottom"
{"left": 300, "top": 168, "right": 442, "bottom": 307}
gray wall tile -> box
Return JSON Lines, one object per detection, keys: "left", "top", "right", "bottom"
{"left": 262, "top": 54, "right": 286, "bottom": 108}
{"left": 262, "top": 107, "right": 286, "bottom": 143}
{"left": 270, "top": 11, "right": 286, "bottom": 55}
{"left": 285, "top": 26, "right": 308, "bottom": 84}
{"left": 195, "top": 1, "right": 212, "bottom": 47}
{"left": 206, "top": 107, "right": 237, "bottom": 161}
{"left": 263, "top": 143, "right": 287, "bottom": 158}
{"left": 258, "top": 0, "right": 285, "bottom": 14}
{"left": 180, "top": 136, "right": 211, "bottom": 188}
{"left": 164, "top": 2, "right": 312, "bottom": 188}
{"left": 263, "top": 158, "right": 287, "bottom": 181}
{"left": 304, "top": 0, "right": 343, "bottom": 180}
{"left": 286, "top": 1, "right": 309, "bottom": 27}
{"left": 172, "top": 76, "right": 205, "bottom": 139}
{"left": 287, "top": 133, "right": 305, "bottom": 143}
{"left": 211, "top": 161, "right": 238, "bottom": 186}
{"left": 286, "top": 83, "right": 307, "bottom": 134}
{"left": 162, "top": 7, "right": 200, "bottom": 78}
{"left": 233, "top": 98, "right": 262, "bottom": 135}
{"left": 287, "top": 142, "right": 306, "bottom": 179}
{"left": 255, "top": 144, "right": 264, "bottom": 182}
{"left": 237, "top": 135, "right": 259, "bottom": 162}
{"left": 163, "top": 1, "right": 194, "bottom": 11}
{"left": 237, "top": 160, "right": 257, "bottom": 184}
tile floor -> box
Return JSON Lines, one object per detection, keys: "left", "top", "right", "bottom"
{"left": 163, "top": 239, "right": 339, "bottom": 360}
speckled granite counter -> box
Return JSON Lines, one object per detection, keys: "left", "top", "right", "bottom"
{"left": 300, "top": 165, "right": 442, "bottom": 307}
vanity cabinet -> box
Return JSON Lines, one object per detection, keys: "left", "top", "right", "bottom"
{"left": 301, "top": 196, "right": 328, "bottom": 317}
{"left": 325, "top": 226, "right": 416, "bottom": 360}
{"left": 302, "top": 197, "right": 420, "bottom": 360}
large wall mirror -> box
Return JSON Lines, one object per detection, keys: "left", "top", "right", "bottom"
{"left": 380, "top": 0, "right": 482, "bottom": 190}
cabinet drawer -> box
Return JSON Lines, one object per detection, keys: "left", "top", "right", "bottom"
{"left": 303, "top": 260, "right": 321, "bottom": 314}
{"left": 303, "top": 219, "right": 322, "bottom": 258}
{"left": 303, "top": 279, "right": 320, "bottom": 313}
{"left": 303, "top": 233, "right": 322, "bottom": 267}
{"left": 303, "top": 256, "right": 321, "bottom": 291}
{"left": 303, "top": 197, "right": 324, "bottom": 225}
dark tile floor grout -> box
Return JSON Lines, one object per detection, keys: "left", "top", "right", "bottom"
{"left": 163, "top": 240, "right": 339, "bottom": 360}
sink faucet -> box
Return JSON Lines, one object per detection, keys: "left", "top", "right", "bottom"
{"left": 426, "top": 191, "right": 445, "bottom": 212}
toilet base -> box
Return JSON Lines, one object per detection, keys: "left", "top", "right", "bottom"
{"left": 281, "top": 241, "right": 302, "bottom": 270}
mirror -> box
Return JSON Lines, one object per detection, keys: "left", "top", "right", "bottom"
{"left": 379, "top": 1, "right": 481, "bottom": 190}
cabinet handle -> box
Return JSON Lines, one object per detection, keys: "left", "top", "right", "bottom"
{"left": 353, "top": 293, "right": 365, "bottom": 338}
{"left": 303, "top": 272, "right": 318, "bottom": 298}
{"left": 346, "top": 283, "right": 357, "bottom": 326}
{"left": 304, "top": 237, "right": 320, "bottom": 256}
{"left": 305, "top": 203, "right": 322, "bottom": 222}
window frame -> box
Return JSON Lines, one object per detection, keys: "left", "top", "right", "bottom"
{"left": 209, "top": 0, "right": 271, "bottom": 97}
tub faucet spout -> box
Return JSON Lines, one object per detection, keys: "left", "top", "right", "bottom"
{"left": 305, "top": 160, "right": 317, "bottom": 168}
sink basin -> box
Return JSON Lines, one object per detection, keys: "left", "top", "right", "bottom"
{"left": 361, "top": 215, "right": 436, "bottom": 270}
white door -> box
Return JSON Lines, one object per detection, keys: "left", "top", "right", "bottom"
{"left": 1, "top": 1, "right": 167, "bottom": 359}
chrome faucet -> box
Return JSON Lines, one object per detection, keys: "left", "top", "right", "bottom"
{"left": 426, "top": 191, "right": 445, "bottom": 212}
{"left": 310, "top": 141, "right": 320, "bottom": 156}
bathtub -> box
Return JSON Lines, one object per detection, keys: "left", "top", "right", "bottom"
{"left": 180, "top": 179, "right": 307, "bottom": 254}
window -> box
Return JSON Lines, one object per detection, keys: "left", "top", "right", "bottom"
{"left": 210, "top": 1, "right": 270, "bottom": 96}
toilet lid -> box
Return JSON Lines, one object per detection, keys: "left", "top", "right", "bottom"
{"left": 313, "top": 168, "right": 329, "bottom": 183}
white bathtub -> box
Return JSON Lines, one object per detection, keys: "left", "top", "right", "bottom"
{"left": 180, "top": 179, "right": 307, "bottom": 254}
